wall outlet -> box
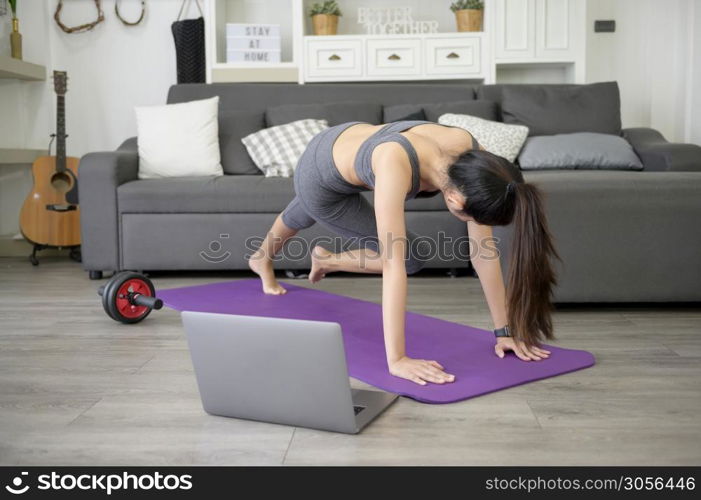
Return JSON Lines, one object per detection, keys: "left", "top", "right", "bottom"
{"left": 594, "top": 20, "right": 616, "bottom": 33}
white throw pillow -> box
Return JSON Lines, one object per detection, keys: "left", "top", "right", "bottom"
{"left": 241, "top": 119, "right": 328, "bottom": 177}
{"left": 438, "top": 113, "right": 529, "bottom": 162}
{"left": 135, "top": 96, "right": 223, "bottom": 179}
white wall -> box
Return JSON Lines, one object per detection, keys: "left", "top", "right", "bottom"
{"left": 0, "top": 0, "right": 186, "bottom": 156}
{"left": 0, "top": 1, "right": 54, "bottom": 238}
{"left": 49, "top": 0, "right": 183, "bottom": 155}
{"left": 0, "top": 0, "right": 188, "bottom": 239}
{"left": 0, "top": 1, "right": 53, "bottom": 151}
{"left": 586, "top": 0, "right": 699, "bottom": 143}
{"left": 686, "top": 0, "right": 701, "bottom": 145}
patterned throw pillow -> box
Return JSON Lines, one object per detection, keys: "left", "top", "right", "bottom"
{"left": 241, "top": 119, "right": 328, "bottom": 177}
{"left": 438, "top": 113, "right": 529, "bottom": 162}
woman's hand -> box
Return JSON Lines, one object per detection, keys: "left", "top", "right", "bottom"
{"left": 389, "top": 357, "right": 455, "bottom": 386}
{"left": 495, "top": 337, "right": 551, "bottom": 361}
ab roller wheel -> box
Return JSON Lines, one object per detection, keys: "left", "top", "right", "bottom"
{"left": 98, "top": 272, "right": 163, "bottom": 324}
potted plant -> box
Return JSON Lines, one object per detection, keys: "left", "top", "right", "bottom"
{"left": 451, "top": 0, "right": 484, "bottom": 32}
{"left": 310, "top": 1, "right": 342, "bottom": 36}
{"left": 8, "top": 0, "right": 22, "bottom": 59}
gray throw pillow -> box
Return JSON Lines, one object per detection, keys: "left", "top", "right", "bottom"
{"left": 219, "top": 109, "right": 266, "bottom": 175}
{"left": 518, "top": 133, "right": 643, "bottom": 171}
{"left": 383, "top": 100, "right": 497, "bottom": 123}
{"left": 501, "top": 82, "right": 622, "bottom": 136}
{"left": 266, "top": 102, "right": 382, "bottom": 127}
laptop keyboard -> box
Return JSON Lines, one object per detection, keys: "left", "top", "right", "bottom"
{"left": 353, "top": 405, "right": 366, "bottom": 415}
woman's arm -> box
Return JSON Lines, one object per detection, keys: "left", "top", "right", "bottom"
{"left": 467, "top": 220, "right": 551, "bottom": 361}
{"left": 374, "top": 143, "right": 454, "bottom": 385}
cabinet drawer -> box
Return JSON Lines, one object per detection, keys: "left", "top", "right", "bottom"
{"left": 425, "top": 37, "right": 481, "bottom": 75}
{"left": 305, "top": 39, "right": 362, "bottom": 78}
{"left": 367, "top": 38, "right": 421, "bottom": 76}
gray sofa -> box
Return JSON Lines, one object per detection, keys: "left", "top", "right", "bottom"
{"left": 79, "top": 82, "right": 701, "bottom": 302}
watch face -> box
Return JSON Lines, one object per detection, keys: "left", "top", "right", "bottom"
{"left": 494, "top": 326, "right": 510, "bottom": 337}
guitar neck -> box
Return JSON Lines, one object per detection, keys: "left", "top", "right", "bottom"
{"left": 56, "top": 95, "right": 66, "bottom": 172}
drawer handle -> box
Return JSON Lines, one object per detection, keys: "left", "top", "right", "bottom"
{"left": 446, "top": 52, "right": 460, "bottom": 59}
{"left": 387, "top": 53, "right": 401, "bottom": 61}
{"left": 328, "top": 54, "right": 342, "bottom": 61}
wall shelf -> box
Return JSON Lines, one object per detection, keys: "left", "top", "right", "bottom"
{"left": 0, "top": 148, "right": 44, "bottom": 165}
{"left": 0, "top": 55, "right": 46, "bottom": 81}
{"left": 206, "top": 0, "right": 303, "bottom": 83}
{"left": 210, "top": 65, "right": 300, "bottom": 83}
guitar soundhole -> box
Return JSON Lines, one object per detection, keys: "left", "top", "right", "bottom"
{"left": 50, "top": 172, "right": 72, "bottom": 193}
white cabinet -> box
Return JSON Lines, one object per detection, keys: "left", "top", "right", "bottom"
{"left": 495, "top": 0, "right": 536, "bottom": 60}
{"left": 495, "top": 0, "right": 578, "bottom": 62}
{"left": 303, "top": 34, "right": 486, "bottom": 82}
{"left": 205, "top": 0, "right": 585, "bottom": 84}
{"left": 425, "top": 36, "right": 482, "bottom": 76}
{"left": 535, "top": 0, "right": 577, "bottom": 60}
{"left": 367, "top": 38, "right": 421, "bottom": 77}
{"left": 305, "top": 38, "right": 362, "bottom": 80}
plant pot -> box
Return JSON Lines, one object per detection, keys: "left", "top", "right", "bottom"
{"left": 312, "top": 14, "right": 339, "bottom": 36}
{"left": 10, "top": 18, "right": 23, "bottom": 60}
{"left": 455, "top": 9, "right": 483, "bottom": 32}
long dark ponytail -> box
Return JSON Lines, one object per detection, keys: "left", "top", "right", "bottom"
{"left": 507, "top": 183, "right": 558, "bottom": 345}
{"left": 448, "top": 150, "right": 559, "bottom": 346}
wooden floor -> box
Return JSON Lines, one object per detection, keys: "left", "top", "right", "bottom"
{"left": 1, "top": 257, "right": 700, "bottom": 466}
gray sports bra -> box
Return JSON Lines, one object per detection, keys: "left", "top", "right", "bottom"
{"left": 352, "top": 120, "right": 480, "bottom": 200}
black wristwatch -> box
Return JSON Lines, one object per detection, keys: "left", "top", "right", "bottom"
{"left": 493, "top": 325, "right": 511, "bottom": 338}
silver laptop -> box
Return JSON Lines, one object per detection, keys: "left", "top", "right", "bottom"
{"left": 181, "top": 311, "right": 398, "bottom": 434}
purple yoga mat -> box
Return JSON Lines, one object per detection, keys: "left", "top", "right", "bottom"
{"left": 158, "top": 279, "right": 595, "bottom": 404}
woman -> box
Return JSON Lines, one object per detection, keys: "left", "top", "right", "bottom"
{"left": 248, "top": 120, "right": 558, "bottom": 386}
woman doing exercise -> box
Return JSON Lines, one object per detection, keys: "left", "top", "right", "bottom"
{"left": 248, "top": 120, "right": 558, "bottom": 386}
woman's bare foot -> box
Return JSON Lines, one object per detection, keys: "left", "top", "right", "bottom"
{"left": 248, "top": 252, "right": 287, "bottom": 295}
{"left": 309, "top": 246, "right": 335, "bottom": 284}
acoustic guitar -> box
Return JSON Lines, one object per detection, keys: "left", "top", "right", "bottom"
{"left": 19, "top": 70, "right": 81, "bottom": 265}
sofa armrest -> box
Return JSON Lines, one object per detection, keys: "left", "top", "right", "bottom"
{"left": 623, "top": 128, "right": 701, "bottom": 171}
{"left": 117, "top": 136, "right": 138, "bottom": 152}
{"left": 78, "top": 146, "right": 139, "bottom": 272}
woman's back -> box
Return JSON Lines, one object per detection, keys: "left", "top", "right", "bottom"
{"left": 332, "top": 121, "right": 471, "bottom": 192}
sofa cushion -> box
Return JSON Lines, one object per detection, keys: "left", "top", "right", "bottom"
{"left": 266, "top": 102, "right": 382, "bottom": 127}
{"left": 385, "top": 107, "right": 428, "bottom": 122}
{"left": 424, "top": 100, "right": 497, "bottom": 122}
{"left": 118, "top": 176, "right": 449, "bottom": 214}
{"left": 118, "top": 176, "right": 297, "bottom": 213}
{"left": 500, "top": 82, "right": 622, "bottom": 136}
{"left": 438, "top": 113, "right": 529, "bottom": 162}
{"left": 241, "top": 119, "right": 329, "bottom": 177}
{"left": 219, "top": 109, "right": 265, "bottom": 175}
{"left": 383, "top": 100, "right": 497, "bottom": 123}
{"left": 518, "top": 133, "right": 644, "bottom": 171}
{"left": 135, "top": 96, "right": 223, "bottom": 179}
{"left": 169, "top": 83, "right": 477, "bottom": 111}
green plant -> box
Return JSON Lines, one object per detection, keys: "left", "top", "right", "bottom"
{"left": 450, "top": 0, "right": 483, "bottom": 12}
{"left": 8, "top": 0, "right": 17, "bottom": 18}
{"left": 309, "top": 0, "right": 342, "bottom": 17}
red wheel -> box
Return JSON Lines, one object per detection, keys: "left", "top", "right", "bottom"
{"left": 115, "top": 278, "right": 153, "bottom": 320}
{"left": 101, "top": 272, "right": 157, "bottom": 324}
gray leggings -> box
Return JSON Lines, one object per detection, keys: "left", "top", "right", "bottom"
{"left": 281, "top": 123, "right": 427, "bottom": 274}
